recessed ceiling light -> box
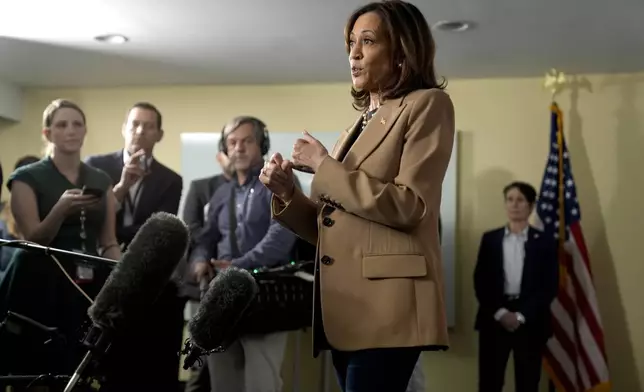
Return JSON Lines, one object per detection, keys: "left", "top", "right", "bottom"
{"left": 432, "top": 20, "right": 473, "bottom": 32}
{"left": 94, "top": 34, "right": 129, "bottom": 44}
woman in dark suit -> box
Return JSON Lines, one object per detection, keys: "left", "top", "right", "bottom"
{"left": 473, "top": 181, "right": 558, "bottom": 392}
{"left": 260, "top": 1, "right": 455, "bottom": 391}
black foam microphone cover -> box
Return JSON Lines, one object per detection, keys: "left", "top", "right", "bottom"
{"left": 88, "top": 212, "right": 189, "bottom": 332}
{"left": 188, "top": 267, "right": 258, "bottom": 351}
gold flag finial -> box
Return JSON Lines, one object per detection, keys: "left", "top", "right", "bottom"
{"left": 544, "top": 68, "right": 568, "bottom": 102}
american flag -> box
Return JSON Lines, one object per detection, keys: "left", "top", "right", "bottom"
{"left": 535, "top": 103, "right": 611, "bottom": 392}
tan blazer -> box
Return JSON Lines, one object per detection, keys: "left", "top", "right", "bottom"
{"left": 272, "top": 88, "right": 455, "bottom": 353}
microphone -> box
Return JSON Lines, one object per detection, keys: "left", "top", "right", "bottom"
{"left": 181, "top": 267, "right": 259, "bottom": 369}
{"left": 63, "top": 212, "right": 189, "bottom": 392}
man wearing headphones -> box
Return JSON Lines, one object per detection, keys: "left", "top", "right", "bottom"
{"left": 189, "top": 116, "right": 297, "bottom": 392}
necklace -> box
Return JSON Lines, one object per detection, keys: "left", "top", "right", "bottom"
{"left": 79, "top": 207, "right": 87, "bottom": 253}
{"left": 361, "top": 106, "right": 380, "bottom": 130}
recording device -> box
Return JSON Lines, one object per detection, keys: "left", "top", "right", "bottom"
{"left": 81, "top": 186, "right": 104, "bottom": 198}
{"left": 181, "top": 267, "right": 259, "bottom": 369}
{"left": 63, "top": 212, "right": 189, "bottom": 392}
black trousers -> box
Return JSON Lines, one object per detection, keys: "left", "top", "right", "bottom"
{"left": 331, "top": 347, "right": 420, "bottom": 392}
{"left": 478, "top": 322, "right": 547, "bottom": 392}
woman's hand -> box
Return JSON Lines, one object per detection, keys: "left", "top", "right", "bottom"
{"left": 259, "top": 153, "right": 296, "bottom": 202}
{"left": 292, "top": 131, "right": 329, "bottom": 173}
{"left": 54, "top": 189, "right": 101, "bottom": 216}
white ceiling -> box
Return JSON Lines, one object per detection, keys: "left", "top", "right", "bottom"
{"left": 0, "top": 0, "right": 642, "bottom": 88}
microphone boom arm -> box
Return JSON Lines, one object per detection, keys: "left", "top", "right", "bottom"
{"left": 0, "top": 239, "right": 117, "bottom": 267}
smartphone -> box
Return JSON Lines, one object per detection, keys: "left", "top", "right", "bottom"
{"left": 82, "top": 186, "right": 104, "bottom": 198}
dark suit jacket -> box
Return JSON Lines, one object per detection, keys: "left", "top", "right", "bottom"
{"left": 84, "top": 150, "right": 183, "bottom": 247}
{"left": 182, "top": 174, "right": 229, "bottom": 249}
{"left": 473, "top": 226, "right": 558, "bottom": 337}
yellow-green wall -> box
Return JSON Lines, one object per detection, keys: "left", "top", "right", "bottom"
{"left": 1, "top": 73, "right": 642, "bottom": 391}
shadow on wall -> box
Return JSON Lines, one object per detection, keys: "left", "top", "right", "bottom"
{"left": 593, "top": 74, "right": 644, "bottom": 390}
{"left": 475, "top": 168, "right": 515, "bottom": 232}
{"left": 453, "top": 129, "right": 513, "bottom": 347}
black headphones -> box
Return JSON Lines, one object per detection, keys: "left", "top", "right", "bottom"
{"left": 218, "top": 116, "right": 271, "bottom": 157}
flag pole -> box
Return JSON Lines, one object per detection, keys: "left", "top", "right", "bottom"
{"left": 549, "top": 381, "right": 556, "bottom": 392}
{"left": 543, "top": 68, "right": 568, "bottom": 392}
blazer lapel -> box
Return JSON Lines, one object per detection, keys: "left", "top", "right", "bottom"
{"left": 110, "top": 150, "right": 125, "bottom": 184}
{"left": 494, "top": 229, "right": 506, "bottom": 274}
{"left": 342, "top": 97, "right": 407, "bottom": 170}
{"left": 331, "top": 117, "right": 361, "bottom": 160}
{"left": 207, "top": 176, "right": 219, "bottom": 202}
{"left": 520, "top": 227, "right": 540, "bottom": 290}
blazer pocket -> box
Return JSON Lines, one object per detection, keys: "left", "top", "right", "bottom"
{"left": 362, "top": 254, "right": 428, "bottom": 279}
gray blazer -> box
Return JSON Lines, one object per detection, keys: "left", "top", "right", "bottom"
{"left": 182, "top": 174, "right": 229, "bottom": 248}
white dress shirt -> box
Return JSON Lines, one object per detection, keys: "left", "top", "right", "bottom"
{"left": 494, "top": 226, "right": 528, "bottom": 322}
{"left": 121, "top": 149, "right": 153, "bottom": 227}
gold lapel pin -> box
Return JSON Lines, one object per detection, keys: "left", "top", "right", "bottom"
{"left": 380, "top": 118, "right": 386, "bottom": 125}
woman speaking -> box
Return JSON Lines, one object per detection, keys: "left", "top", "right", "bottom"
{"left": 259, "top": 1, "right": 455, "bottom": 391}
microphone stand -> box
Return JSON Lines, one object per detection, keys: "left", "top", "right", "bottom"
{"left": 180, "top": 278, "right": 224, "bottom": 370}
{"left": 1, "top": 310, "right": 67, "bottom": 344}
{"left": 0, "top": 239, "right": 117, "bottom": 267}
{"left": 63, "top": 325, "right": 112, "bottom": 392}
{"left": 0, "top": 374, "right": 71, "bottom": 389}
{"left": 0, "top": 313, "right": 72, "bottom": 389}
{"left": 0, "top": 240, "right": 116, "bottom": 391}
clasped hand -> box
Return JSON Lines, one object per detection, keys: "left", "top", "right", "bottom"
{"left": 499, "top": 312, "right": 521, "bottom": 332}
{"left": 291, "top": 131, "right": 329, "bottom": 173}
{"left": 259, "top": 131, "right": 329, "bottom": 201}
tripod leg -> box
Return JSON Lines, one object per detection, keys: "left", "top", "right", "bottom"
{"left": 64, "top": 351, "right": 93, "bottom": 392}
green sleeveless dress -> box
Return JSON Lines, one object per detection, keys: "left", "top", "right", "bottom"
{"left": 0, "top": 157, "right": 113, "bottom": 377}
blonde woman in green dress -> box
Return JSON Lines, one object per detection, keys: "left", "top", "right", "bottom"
{"left": 0, "top": 99, "right": 120, "bottom": 380}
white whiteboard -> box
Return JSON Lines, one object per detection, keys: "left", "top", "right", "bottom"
{"left": 180, "top": 131, "right": 458, "bottom": 327}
